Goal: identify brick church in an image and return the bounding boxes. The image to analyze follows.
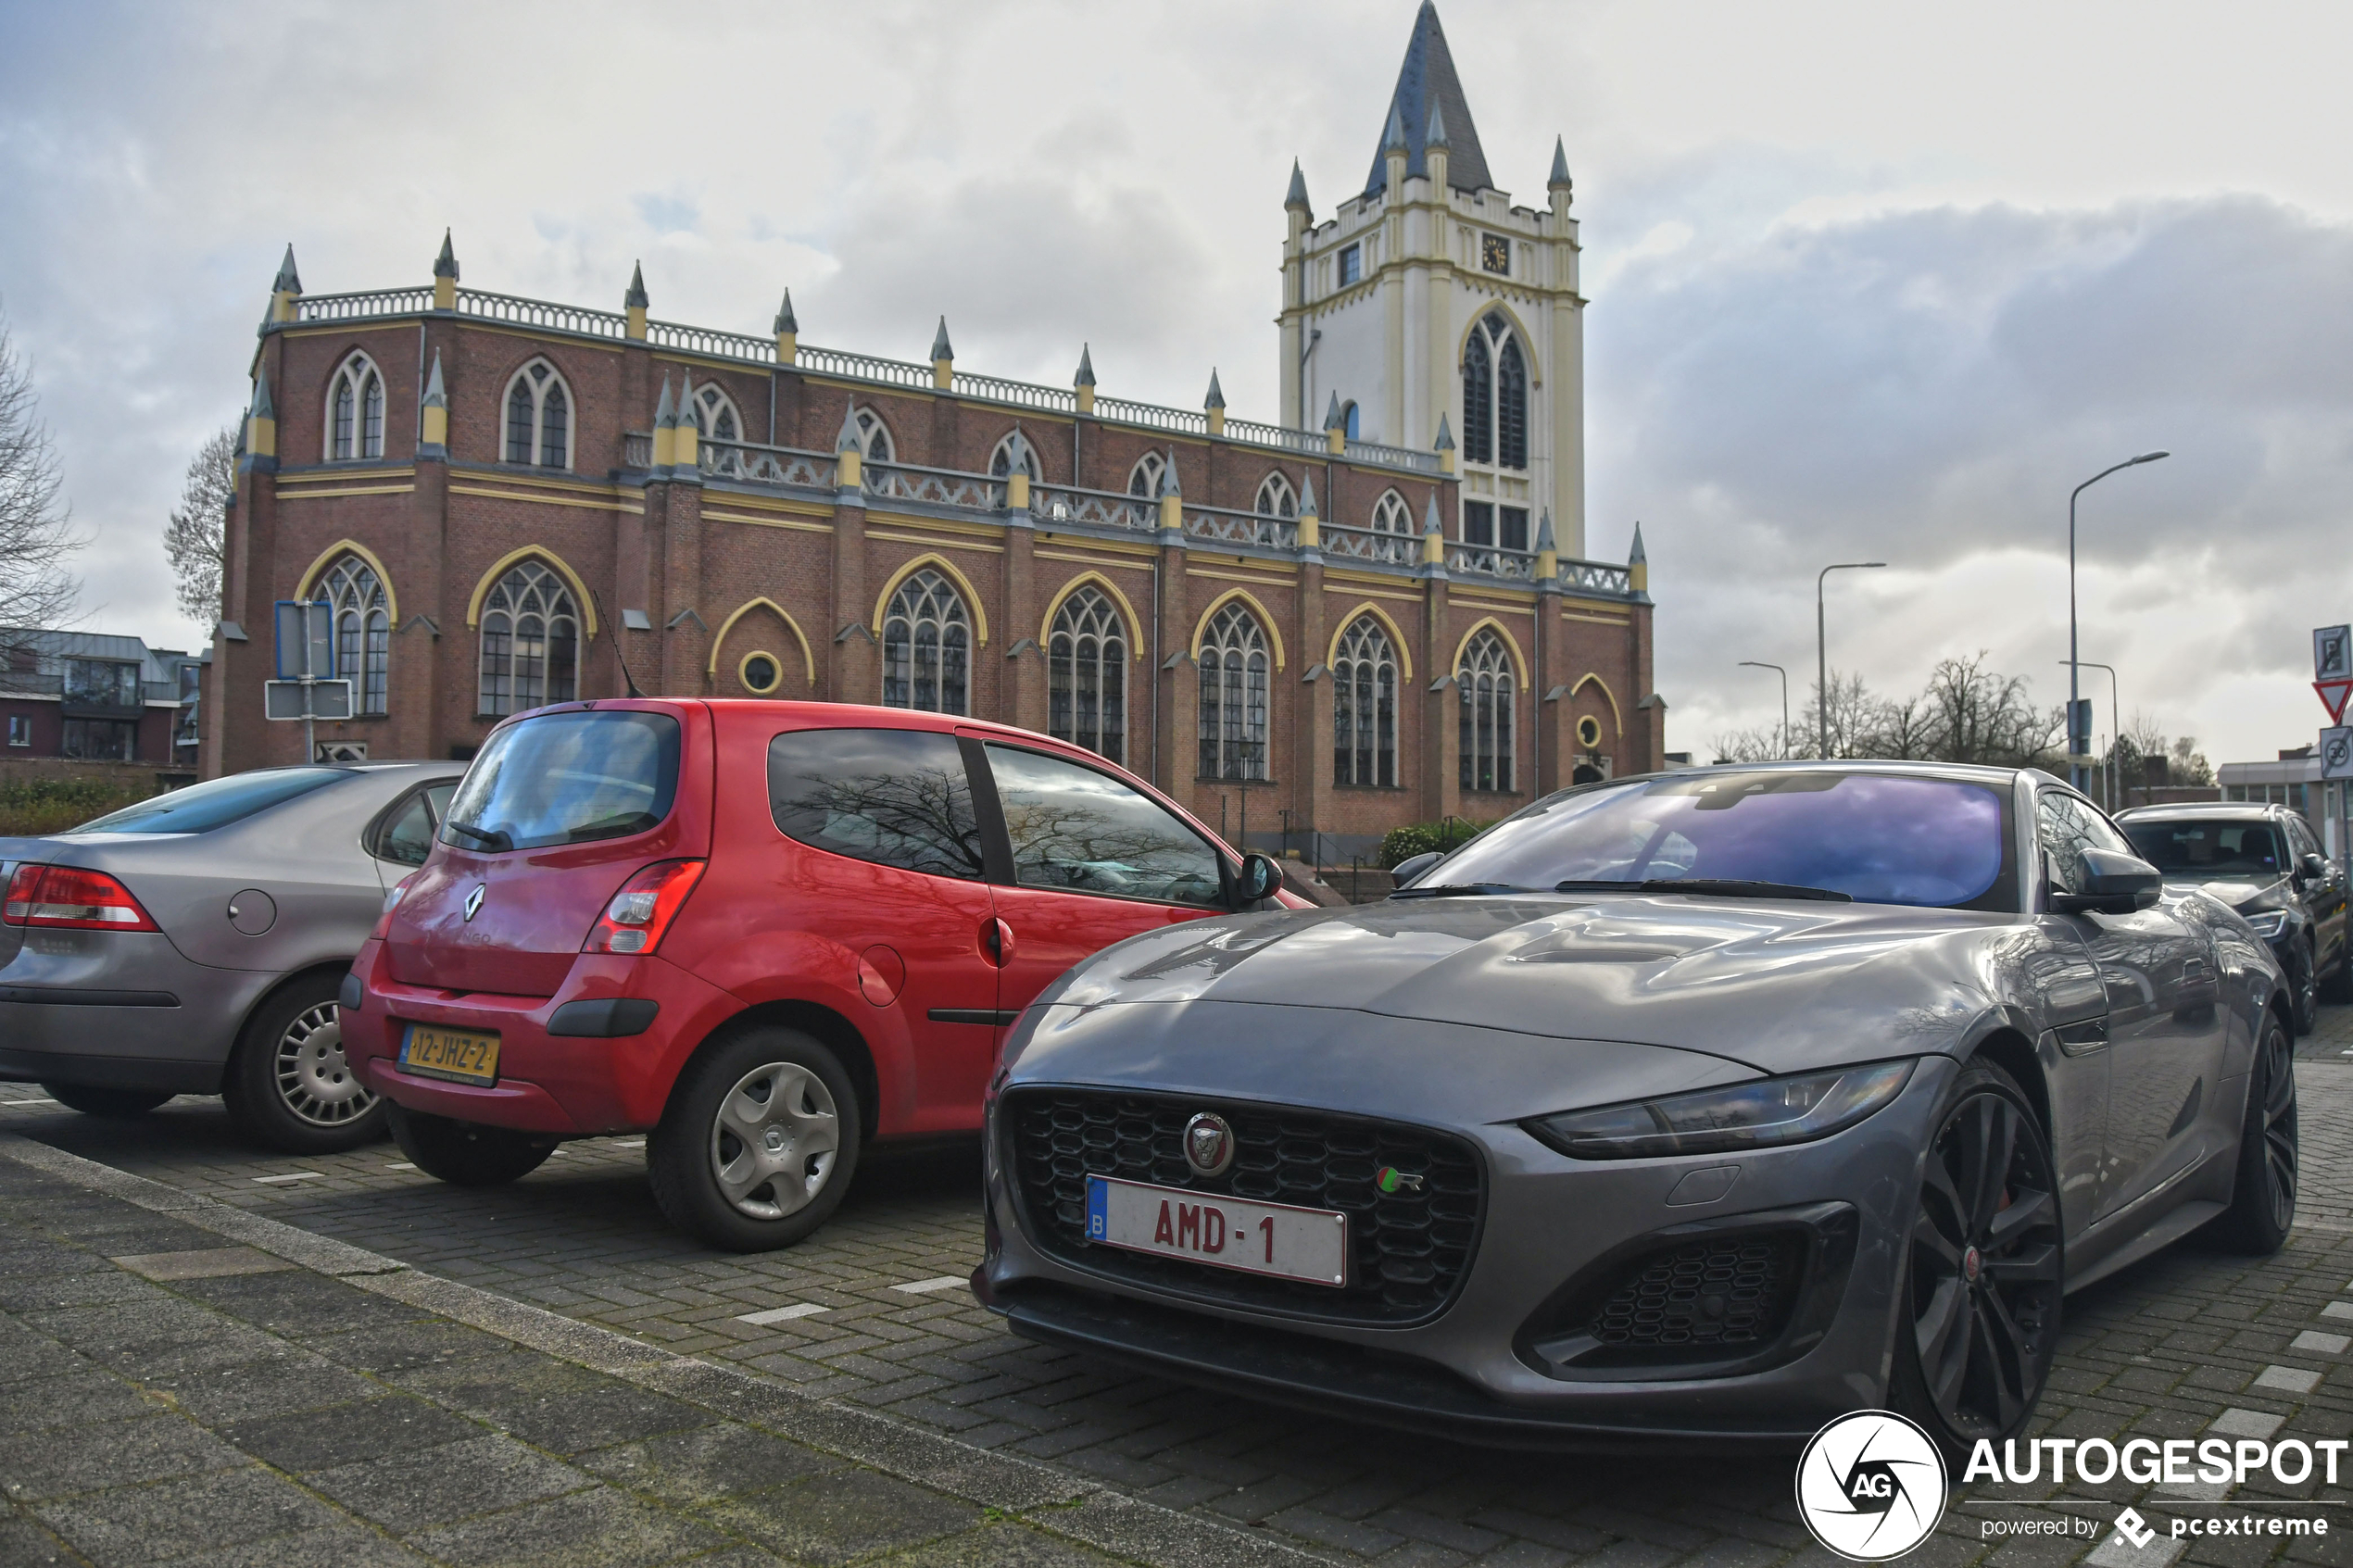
[205,2,1660,856]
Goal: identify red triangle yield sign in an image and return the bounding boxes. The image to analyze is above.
[2319,679,2353,722]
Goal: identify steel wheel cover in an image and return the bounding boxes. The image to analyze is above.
[2259,1024,2298,1233]
[1908,1088,2061,1438]
[275,1003,377,1127]
[709,1062,840,1221]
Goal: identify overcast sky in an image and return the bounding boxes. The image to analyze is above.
[4,0,2350,766]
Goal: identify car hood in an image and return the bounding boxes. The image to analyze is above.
[1035,894,2020,1077]
[2160,876,2277,910]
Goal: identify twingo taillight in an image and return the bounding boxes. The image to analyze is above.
[4,866,160,932]
[370,873,417,941]
[584,859,706,956]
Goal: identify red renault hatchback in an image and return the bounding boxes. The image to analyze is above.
[342,699,1299,1251]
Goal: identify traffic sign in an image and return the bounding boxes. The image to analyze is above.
[266,678,352,721]
[273,600,334,681]
[2319,626,2351,680]
[2324,726,2353,782]
[2319,680,2353,723]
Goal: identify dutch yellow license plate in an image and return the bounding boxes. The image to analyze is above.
[399,1023,500,1086]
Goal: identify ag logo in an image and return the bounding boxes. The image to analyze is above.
[1794,1410,1948,1562]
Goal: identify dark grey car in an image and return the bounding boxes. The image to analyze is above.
[975,763,2296,1458]
[0,762,465,1150]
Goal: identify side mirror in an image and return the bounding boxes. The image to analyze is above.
[1230,852,1283,908]
[2300,853,2328,884]
[1389,850,1443,887]
[2053,847,2163,916]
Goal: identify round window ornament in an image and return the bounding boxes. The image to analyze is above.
[1576,714,1603,748]
[738,650,782,696]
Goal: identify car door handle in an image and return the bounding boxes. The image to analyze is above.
[979,917,1014,968]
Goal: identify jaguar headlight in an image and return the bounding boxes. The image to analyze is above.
[2240,909,2289,939]
[1524,1060,1916,1160]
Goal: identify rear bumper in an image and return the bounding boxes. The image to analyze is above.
[344,940,741,1135]
[0,931,271,1094]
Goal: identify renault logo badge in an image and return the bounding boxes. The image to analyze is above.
[463,884,486,922]
[1183,1112,1235,1178]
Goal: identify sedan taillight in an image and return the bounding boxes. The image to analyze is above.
[584,860,706,955]
[2,866,160,932]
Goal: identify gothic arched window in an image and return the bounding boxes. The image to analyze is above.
[1461,313,1529,473]
[1371,491,1414,535]
[1333,615,1398,788]
[851,408,893,462]
[321,556,390,716]
[503,359,572,470]
[988,432,1040,482]
[326,353,384,461]
[690,383,740,444]
[1048,585,1126,764]
[1198,603,1269,782]
[1253,473,1296,520]
[1457,629,1516,794]
[1126,451,1166,498]
[478,560,579,716]
[881,568,969,715]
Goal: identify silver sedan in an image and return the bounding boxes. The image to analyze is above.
[0,761,464,1151]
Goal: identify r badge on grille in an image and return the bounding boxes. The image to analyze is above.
[463,884,486,922]
[1183,1112,1235,1178]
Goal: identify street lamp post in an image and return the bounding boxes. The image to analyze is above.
[1738,661,1790,758]
[1817,562,1887,759]
[2060,659,2121,809]
[2070,453,2168,791]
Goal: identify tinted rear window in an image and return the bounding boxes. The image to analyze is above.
[74,768,346,834]
[2123,819,2284,879]
[442,711,680,851]
[768,728,984,879]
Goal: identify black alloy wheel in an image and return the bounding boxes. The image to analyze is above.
[2206,1012,2296,1254]
[2291,943,2320,1036]
[1895,1060,2061,1455]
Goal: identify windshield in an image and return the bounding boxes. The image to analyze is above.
[442,710,680,851]
[1423,771,2014,909]
[2122,818,2283,880]
[73,768,346,834]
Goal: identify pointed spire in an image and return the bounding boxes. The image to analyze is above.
[1074,344,1096,387]
[677,370,694,411]
[1203,370,1226,410]
[1535,507,1556,553]
[774,288,797,333]
[836,399,862,454]
[1425,100,1449,150]
[931,316,953,361]
[1433,413,1454,451]
[1284,158,1311,211]
[1323,391,1345,432]
[1629,522,1647,565]
[248,366,274,420]
[624,261,648,309]
[1423,494,1443,535]
[1549,134,1572,190]
[1159,447,1181,498]
[422,351,447,408]
[1298,470,1318,516]
[1363,2,1491,196]
[1006,423,1030,468]
[653,375,675,430]
[272,245,300,295]
[1382,103,1408,155]
[433,230,459,280]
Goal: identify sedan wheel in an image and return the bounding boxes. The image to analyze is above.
[649,1024,862,1252]
[274,1001,376,1128]
[223,973,389,1154]
[1894,1060,2061,1456]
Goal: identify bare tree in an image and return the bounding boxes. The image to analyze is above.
[1919,653,2063,767]
[0,307,82,648]
[1799,671,1882,759]
[163,423,237,628]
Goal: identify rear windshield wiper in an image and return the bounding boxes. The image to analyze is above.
[1630,878,1852,902]
[444,821,512,852]
[564,813,654,842]
[1388,882,1532,899]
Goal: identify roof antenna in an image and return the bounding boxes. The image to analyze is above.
[585,586,645,698]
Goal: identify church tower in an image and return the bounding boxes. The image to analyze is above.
[1278,1,1587,559]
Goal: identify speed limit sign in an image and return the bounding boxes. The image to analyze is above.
[2324,727,2353,781]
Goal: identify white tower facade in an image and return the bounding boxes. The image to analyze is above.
[1278,2,1587,559]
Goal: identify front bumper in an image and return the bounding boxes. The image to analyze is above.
[0,929,274,1094]
[978,1020,1951,1449]
[342,939,742,1135]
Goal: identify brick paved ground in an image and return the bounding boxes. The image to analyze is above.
[10,1006,2353,1565]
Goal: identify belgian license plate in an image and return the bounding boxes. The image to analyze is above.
[399,1023,500,1086]
[1085,1175,1347,1287]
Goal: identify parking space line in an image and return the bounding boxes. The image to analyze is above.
[2092,1535,2186,1568]
[736,1303,829,1325]
[2209,1408,2284,1439]
[252,1173,325,1185]
[384,1162,417,1172]
[2,1098,56,1106]
[2256,1365,2322,1393]
[890,1275,970,1295]
[2321,1300,2353,1321]
[2290,1329,2348,1354]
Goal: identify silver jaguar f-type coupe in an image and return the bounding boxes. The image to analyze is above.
[974,763,2296,1457]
